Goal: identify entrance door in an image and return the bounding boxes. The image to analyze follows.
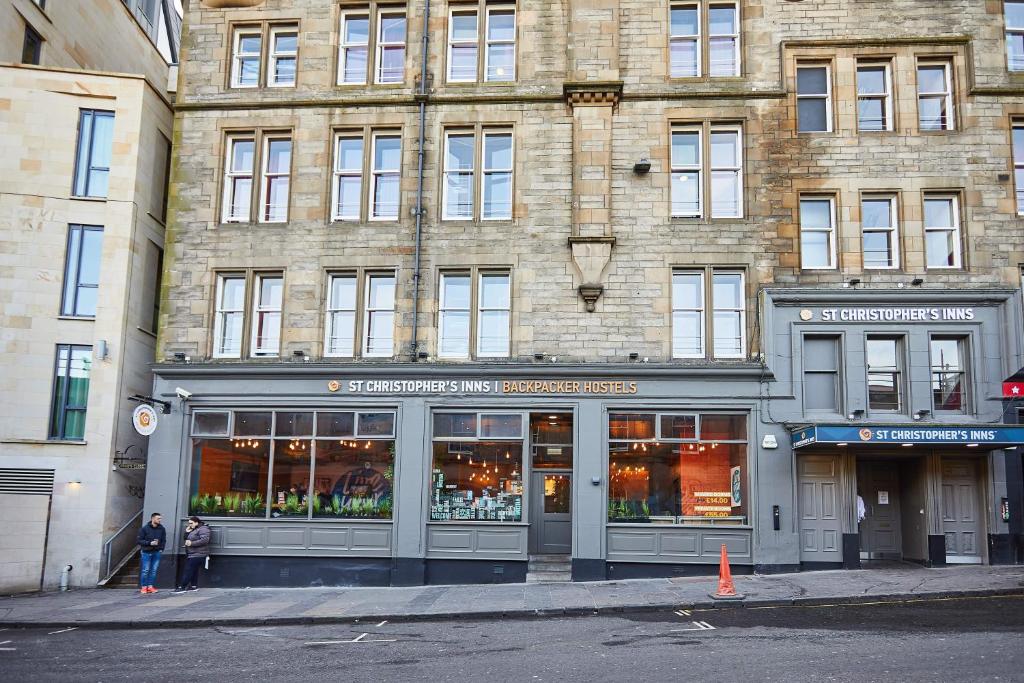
[530,472,572,554]
[858,461,902,559]
[797,455,843,564]
[942,459,983,564]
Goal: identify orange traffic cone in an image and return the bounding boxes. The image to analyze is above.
[710,544,744,600]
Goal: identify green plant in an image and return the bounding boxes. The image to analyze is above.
[384,463,394,482]
[284,493,302,515]
[330,495,342,516]
[310,493,322,515]
[224,493,241,514]
[240,493,263,515]
[640,500,651,518]
[190,493,201,515]
[376,496,393,518]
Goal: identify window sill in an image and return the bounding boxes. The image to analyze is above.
[606,522,751,529]
[136,326,158,339]
[69,196,107,202]
[145,211,167,227]
[427,520,528,526]
[57,315,95,321]
[195,516,394,523]
[1,438,87,446]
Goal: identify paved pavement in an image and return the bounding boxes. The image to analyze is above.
[1,595,1022,681]
[0,563,1021,629]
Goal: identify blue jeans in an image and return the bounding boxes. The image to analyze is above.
[139,550,161,588]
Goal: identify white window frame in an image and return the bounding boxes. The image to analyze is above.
[375,9,406,84]
[707,2,740,77]
[711,270,745,359]
[484,6,516,82]
[923,194,962,270]
[670,126,702,217]
[709,125,743,218]
[438,272,472,359]
[481,130,513,220]
[222,135,255,223]
[338,10,370,85]
[331,133,364,221]
[671,270,705,359]
[1007,1,1024,71]
[363,273,396,358]
[796,63,832,133]
[669,3,701,78]
[917,61,954,132]
[370,132,401,220]
[213,274,245,359]
[250,274,282,357]
[799,195,838,270]
[231,28,262,88]
[442,130,476,220]
[861,195,900,270]
[259,135,291,224]
[447,7,479,83]
[268,25,298,88]
[324,273,357,357]
[1015,123,1024,216]
[856,61,894,132]
[476,271,511,358]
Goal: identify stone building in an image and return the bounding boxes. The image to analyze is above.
[0,0,180,591]
[147,0,1024,588]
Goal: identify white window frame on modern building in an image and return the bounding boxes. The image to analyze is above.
[222,134,256,223]
[861,194,899,270]
[213,274,246,359]
[484,6,516,82]
[917,61,954,131]
[250,274,283,358]
[799,195,837,270]
[923,194,962,269]
[259,135,292,223]
[671,126,702,217]
[709,125,743,218]
[268,25,298,87]
[438,272,472,359]
[669,3,700,78]
[1007,1,1024,71]
[331,132,365,221]
[796,63,832,133]
[370,132,401,220]
[481,130,513,220]
[1013,122,1024,215]
[324,273,358,357]
[707,2,740,77]
[447,7,479,82]
[231,27,262,88]
[338,9,370,84]
[72,109,115,199]
[375,9,406,84]
[363,273,396,358]
[856,61,894,132]
[476,271,511,357]
[442,130,477,219]
[671,270,705,358]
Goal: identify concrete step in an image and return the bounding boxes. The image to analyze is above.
[526,570,573,583]
[528,560,571,572]
[529,554,570,562]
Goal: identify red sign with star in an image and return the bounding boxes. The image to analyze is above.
[1004,382,1024,398]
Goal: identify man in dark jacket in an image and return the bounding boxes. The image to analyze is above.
[173,516,211,592]
[136,513,166,594]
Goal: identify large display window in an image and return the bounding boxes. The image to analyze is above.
[607,412,748,526]
[189,409,395,519]
[431,412,524,522]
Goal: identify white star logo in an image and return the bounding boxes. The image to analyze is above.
[1014,385,1021,395]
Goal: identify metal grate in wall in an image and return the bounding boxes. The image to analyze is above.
[0,468,56,495]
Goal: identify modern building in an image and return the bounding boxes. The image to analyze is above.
[146,0,1024,588]
[0,0,180,592]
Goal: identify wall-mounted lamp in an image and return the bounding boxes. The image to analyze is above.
[847,409,865,420]
[911,278,924,286]
[843,278,861,289]
[533,352,545,361]
[68,478,82,486]
[628,352,640,361]
[417,351,429,360]
[95,340,109,361]
[633,158,651,175]
[913,409,931,421]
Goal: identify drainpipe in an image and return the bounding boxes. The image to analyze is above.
[410,0,431,361]
[59,564,73,592]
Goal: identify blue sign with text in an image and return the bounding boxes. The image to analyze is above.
[791,425,1024,448]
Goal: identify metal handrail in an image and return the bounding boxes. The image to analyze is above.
[100,510,143,582]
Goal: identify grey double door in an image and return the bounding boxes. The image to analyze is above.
[529,471,572,555]
[858,461,902,559]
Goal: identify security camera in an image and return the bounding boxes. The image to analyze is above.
[175,387,193,400]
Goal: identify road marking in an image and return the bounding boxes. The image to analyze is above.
[670,620,716,632]
[304,632,398,646]
[376,620,388,627]
[674,609,691,617]
[0,641,10,645]
[48,627,78,635]
[0,648,16,652]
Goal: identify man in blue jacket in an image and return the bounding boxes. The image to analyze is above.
[136,512,166,594]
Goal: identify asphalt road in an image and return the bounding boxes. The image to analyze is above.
[0,595,1021,682]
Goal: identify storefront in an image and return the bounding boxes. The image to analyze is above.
[143,366,793,587]
[764,288,1024,569]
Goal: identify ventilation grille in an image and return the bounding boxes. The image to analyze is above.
[0,468,56,495]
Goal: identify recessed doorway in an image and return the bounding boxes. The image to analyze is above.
[528,413,573,555]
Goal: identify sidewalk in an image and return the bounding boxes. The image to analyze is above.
[1,564,1022,630]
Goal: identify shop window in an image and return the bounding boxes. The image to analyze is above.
[431,412,524,522]
[866,336,903,413]
[1007,1,1024,71]
[803,335,841,413]
[531,413,573,469]
[447,3,516,83]
[669,2,740,78]
[607,412,747,526]
[60,225,103,318]
[917,61,953,131]
[796,64,831,133]
[188,410,395,519]
[49,344,92,441]
[931,337,968,413]
[799,196,836,270]
[73,110,115,198]
[861,195,899,269]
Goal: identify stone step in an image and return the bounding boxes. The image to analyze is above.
[529,554,570,562]
[528,560,571,572]
[525,570,572,583]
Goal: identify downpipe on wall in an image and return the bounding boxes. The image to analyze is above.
[59,564,72,592]
[410,0,431,361]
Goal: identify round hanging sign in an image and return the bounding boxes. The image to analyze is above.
[132,404,158,436]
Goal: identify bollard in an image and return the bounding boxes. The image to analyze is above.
[59,564,73,592]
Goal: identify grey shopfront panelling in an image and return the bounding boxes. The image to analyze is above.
[205,521,393,556]
[606,526,753,564]
[425,523,527,558]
